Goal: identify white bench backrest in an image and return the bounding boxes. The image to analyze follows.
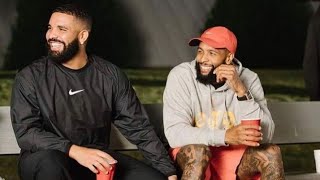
[269,101,320,144]
[0,106,20,154]
[0,106,137,155]
[2,102,320,155]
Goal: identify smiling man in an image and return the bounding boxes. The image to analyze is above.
[163,26,285,180]
[10,3,177,180]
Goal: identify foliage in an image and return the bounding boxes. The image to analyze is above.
[0,79,13,106]
[205,0,313,68]
[0,69,308,106]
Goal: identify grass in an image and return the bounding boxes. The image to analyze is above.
[0,68,313,179]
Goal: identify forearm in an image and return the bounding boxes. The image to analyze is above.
[116,120,176,176]
[164,121,226,148]
[13,123,72,153]
[238,98,274,142]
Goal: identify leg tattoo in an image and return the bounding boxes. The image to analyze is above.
[176,144,211,180]
[237,144,285,180]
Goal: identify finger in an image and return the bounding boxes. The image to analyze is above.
[215,72,228,82]
[216,69,235,80]
[96,157,112,171]
[245,135,262,142]
[88,164,98,174]
[96,151,117,164]
[93,161,108,174]
[97,150,117,162]
[242,124,261,131]
[243,140,260,147]
[244,129,262,137]
[217,64,236,71]
[240,136,260,146]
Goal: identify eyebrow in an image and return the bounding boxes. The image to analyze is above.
[198,46,226,54]
[57,25,68,30]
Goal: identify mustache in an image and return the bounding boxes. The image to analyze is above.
[198,62,215,69]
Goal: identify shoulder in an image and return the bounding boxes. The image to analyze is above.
[90,55,128,81]
[15,57,48,80]
[91,55,122,73]
[239,67,260,86]
[168,61,195,79]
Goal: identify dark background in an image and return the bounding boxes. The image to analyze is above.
[1,0,315,70]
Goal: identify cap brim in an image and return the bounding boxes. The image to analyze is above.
[189,37,229,50]
[188,38,201,46]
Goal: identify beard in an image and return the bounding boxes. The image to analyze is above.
[47,37,79,64]
[195,61,225,86]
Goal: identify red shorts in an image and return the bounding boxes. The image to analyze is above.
[170,145,260,180]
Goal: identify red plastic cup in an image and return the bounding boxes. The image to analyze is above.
[241,118,261,145]
[96,162,117,180]
[241,118,261,126]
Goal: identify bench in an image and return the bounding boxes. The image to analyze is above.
[1,102,320,179]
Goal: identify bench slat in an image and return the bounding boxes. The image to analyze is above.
[286,173,320,180]
[3,102,320,154]
[269,101,320,144]
[0,106,20,154]
[2,102,320,179]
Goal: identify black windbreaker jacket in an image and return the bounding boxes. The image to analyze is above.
[10,55,176,176]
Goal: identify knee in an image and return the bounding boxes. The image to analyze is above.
[177,144,212,164]
[258,144,283,168]
[263,144,282,158]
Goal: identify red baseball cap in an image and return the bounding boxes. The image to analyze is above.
[189,26,237,54]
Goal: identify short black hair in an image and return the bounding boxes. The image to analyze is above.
[52,3,92,30]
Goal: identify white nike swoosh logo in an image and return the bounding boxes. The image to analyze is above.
[69,89,85,95]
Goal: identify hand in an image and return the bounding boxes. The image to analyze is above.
[69,145,117,174]
[214,64,247,96]
[225,124,263,146]
[168,175,178,180]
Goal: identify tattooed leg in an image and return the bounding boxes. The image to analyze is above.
[176,144,212,180]
[237,144,285,180]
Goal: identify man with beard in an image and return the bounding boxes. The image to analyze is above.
[163,26,285,180]
[10,3,177,180]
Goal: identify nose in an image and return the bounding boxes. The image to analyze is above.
[46,28,57,41]
[198,53,209,63]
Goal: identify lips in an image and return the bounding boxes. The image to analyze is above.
[199,64,213,75]
[48,39,65,52]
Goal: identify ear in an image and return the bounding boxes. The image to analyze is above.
[78,30,89,45]
[225,53,235,65]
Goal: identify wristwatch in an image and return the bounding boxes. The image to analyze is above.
[237,91,253,101]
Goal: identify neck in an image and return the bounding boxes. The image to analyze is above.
[62,50,88,70]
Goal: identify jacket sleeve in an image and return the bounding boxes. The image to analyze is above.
[237,72,274,143]
[111,69,176,177]
[163,69,227,148]
[11,71,72,154]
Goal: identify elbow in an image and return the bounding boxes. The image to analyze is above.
[164,128,183,148]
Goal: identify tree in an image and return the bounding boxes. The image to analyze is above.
[205,0,313,68]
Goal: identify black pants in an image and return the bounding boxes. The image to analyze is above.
[18,149,167,180]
